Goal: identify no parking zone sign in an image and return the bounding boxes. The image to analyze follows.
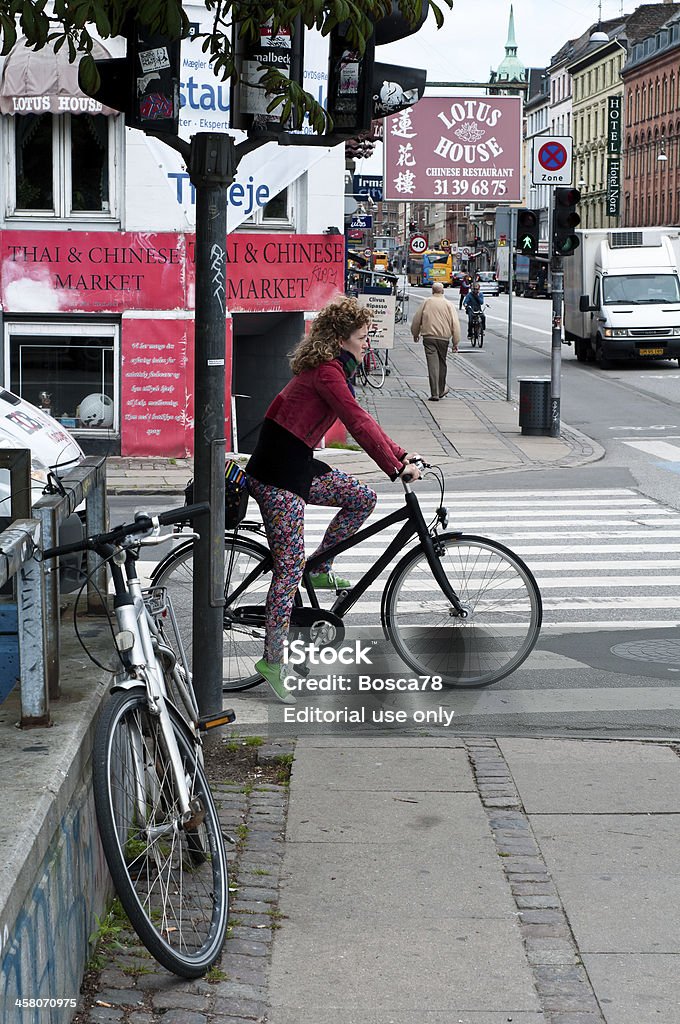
[532,136,573,185]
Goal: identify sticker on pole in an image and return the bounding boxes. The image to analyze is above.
[532,136,572,185]
[409,233,428,254]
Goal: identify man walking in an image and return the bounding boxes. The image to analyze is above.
[411,282,460,402]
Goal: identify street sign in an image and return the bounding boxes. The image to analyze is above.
[532,136,573,185]
[440,239,451,251]
[409,233,428,254]
[353,174,383,201]
[383,96,522,202]
[350,214,373,229]
[363,247,372,257]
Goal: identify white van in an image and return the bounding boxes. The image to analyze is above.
[0,387,84,515]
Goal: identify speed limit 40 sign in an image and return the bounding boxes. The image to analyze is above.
[409,233,428,254]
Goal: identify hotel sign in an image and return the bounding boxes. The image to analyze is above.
[606,158,621,217]
[608,96,622,155]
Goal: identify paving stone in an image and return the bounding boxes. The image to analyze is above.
[153,1012,208,1024]
[516,895,561,909]
[496,839,540,855]
[482,797,521,807]
[212,995,268,1019]
[95,990,146,1008]
[546,1014,605,1024]
[128,1014,156,1024]
[231,900,275,915]
[97,969,133,988]
[505,871,553,883]
[215,954,269,985]
[234,886,279,902]
[521,923,572,939]
[230,925,273,943]
[520,910,567,925]
[224,937,269,957]
[152,990,210,1010]
[87,1009,125,1024]
[511,883,558,897]
[501,857,550,873]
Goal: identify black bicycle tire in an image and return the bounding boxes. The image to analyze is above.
[92,688,229,977]
[364,349,386,389]
[152,533,299,692]
[381,533,542,688]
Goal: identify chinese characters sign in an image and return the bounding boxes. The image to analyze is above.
[383,96,522,203]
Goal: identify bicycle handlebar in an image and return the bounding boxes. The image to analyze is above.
[400,458,430,485]
[41,502,210,560]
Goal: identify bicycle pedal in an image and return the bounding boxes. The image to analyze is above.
[197,709,236,732]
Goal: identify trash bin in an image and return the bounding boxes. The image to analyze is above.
[518,377,551,436]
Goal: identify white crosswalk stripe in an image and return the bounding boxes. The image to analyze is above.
[139,487,680,726]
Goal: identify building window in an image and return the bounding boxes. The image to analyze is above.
[243,186,292,228]
[5,113,119,220]
[3,321,119,435]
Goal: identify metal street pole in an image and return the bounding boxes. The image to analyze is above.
[188,133,236,717]
[550,253,563,438]
[548,186,562,438]
[506,207,516,402]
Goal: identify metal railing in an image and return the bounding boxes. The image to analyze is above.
[0,455,107,727]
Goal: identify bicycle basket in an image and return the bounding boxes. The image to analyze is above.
[184,458,249,528]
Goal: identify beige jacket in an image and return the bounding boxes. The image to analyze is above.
[411,295,461,346]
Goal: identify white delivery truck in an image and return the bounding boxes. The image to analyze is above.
[564,228,680,368]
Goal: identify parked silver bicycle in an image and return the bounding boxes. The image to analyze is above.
[41,503,234,978]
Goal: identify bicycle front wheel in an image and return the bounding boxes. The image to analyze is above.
[382,534,542,688]
[93,689,229,977]
[152,535,272,692]
[364,349,386,389]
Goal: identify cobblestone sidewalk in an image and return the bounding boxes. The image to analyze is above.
[73,768,289,1024]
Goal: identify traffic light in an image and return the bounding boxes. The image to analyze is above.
[552,187,581,256]
[326,1,428,136]
[516,209,539,256]
[78,21,180,134]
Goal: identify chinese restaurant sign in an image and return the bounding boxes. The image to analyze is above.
[383,96,522,203]
[0,232,345,313]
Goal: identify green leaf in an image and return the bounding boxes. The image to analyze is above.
[77,52,100,95]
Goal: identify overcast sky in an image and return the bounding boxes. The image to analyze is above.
[353,0,637,176]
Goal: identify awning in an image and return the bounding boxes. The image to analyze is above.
[0,39,119,116]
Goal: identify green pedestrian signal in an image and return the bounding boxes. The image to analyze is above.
[516,209,539,256]
[552,187,581,257]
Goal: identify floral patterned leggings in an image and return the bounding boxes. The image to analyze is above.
[246,470,377,662]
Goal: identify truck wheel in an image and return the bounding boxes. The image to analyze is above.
[595,340,612,370]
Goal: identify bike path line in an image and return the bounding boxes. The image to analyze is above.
[485,314,551,336]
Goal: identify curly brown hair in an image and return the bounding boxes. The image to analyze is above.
[289,296,372,374]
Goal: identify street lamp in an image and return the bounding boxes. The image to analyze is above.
[658,138,668,163]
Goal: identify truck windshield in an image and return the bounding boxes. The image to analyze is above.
[603,274,680,305]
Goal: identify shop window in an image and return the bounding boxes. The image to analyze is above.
[4,322,119,434]
[5,113,120,220]
[243,186,292,228]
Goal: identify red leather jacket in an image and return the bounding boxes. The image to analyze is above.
[265,359,407,478]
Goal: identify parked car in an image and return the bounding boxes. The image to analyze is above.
[0,388,85,590]
[475,271,499,297]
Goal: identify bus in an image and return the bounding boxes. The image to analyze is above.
[373,250,390,272]
[422,250,454,287]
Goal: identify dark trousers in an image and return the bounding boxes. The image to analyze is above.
[422,336,449,398]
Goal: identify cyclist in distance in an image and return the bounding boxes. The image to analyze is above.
[463,280,486,339]
[245,296,421,703]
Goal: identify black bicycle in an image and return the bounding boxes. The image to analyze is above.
[152,462,542,690]
[469,310,485,347]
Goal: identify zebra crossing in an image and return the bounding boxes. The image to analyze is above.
[292,486,680,633]
[144,486,680,731]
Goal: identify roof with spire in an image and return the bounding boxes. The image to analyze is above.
[494,4,526,83]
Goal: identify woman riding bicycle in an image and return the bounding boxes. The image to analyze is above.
[245,296,421,703]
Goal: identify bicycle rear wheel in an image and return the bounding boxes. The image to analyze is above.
[364,349,386,389]
[382,533,542,688]
[152,535,272,692]
[93,689,229,977]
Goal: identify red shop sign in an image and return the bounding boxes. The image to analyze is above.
[0,231,186,312]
